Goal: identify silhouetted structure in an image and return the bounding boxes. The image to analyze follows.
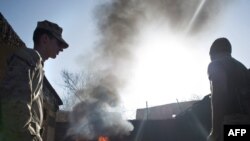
[55,95,211,141]
[136,100,197,120]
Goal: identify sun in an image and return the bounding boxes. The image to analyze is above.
[122,23,210,113]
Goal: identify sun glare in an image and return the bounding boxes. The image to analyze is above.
[123,23,210,112]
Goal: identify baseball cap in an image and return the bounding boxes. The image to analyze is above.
[36,20,69,48]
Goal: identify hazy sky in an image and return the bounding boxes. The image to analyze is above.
[1,0,250,119]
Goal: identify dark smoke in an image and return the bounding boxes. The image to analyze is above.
[67,86,133,140]
[70,0,233,139]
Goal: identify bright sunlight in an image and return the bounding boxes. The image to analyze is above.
[122,22,210,112]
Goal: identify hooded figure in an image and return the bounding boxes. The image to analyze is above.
[207,38,249,141]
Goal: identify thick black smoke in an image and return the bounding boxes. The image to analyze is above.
[69,0,232,139]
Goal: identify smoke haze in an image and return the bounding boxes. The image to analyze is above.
[69,0,233,139]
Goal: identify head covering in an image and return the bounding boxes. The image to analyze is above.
[36,20,69,48]
[209,37,231,55]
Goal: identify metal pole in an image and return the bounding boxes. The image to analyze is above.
[176,99,183,113]
[146,101,149,120]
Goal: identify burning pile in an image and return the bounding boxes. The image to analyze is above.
[98,136,109,141]
[67,85,134,140]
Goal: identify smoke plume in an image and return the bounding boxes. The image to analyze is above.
[69,0,232,139]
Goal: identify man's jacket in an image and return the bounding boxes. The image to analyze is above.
[0,47,44,141]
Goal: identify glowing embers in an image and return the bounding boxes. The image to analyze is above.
[98,136,109,141]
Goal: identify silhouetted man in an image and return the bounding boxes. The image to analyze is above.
[207,37,249,141]
[0,20,69,141]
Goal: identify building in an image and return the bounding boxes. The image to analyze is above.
[55,95,211,141]
[42,77,63,141]
[136,100,198,120]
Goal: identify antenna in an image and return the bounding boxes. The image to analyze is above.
[146,101,149,120]
[176,99,183,113]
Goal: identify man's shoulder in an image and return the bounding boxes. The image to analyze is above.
[10,48,42,67]
[208,58,248,78]
[231,57,247,69]
[208,57,244,70]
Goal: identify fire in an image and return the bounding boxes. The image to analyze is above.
[98,136,109,141]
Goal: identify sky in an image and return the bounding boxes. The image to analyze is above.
[1,0,250,119]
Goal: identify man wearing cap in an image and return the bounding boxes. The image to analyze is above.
[0,20,68,141]
[207,38,249,141]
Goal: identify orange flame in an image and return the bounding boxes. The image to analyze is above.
[98,136,109,141]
